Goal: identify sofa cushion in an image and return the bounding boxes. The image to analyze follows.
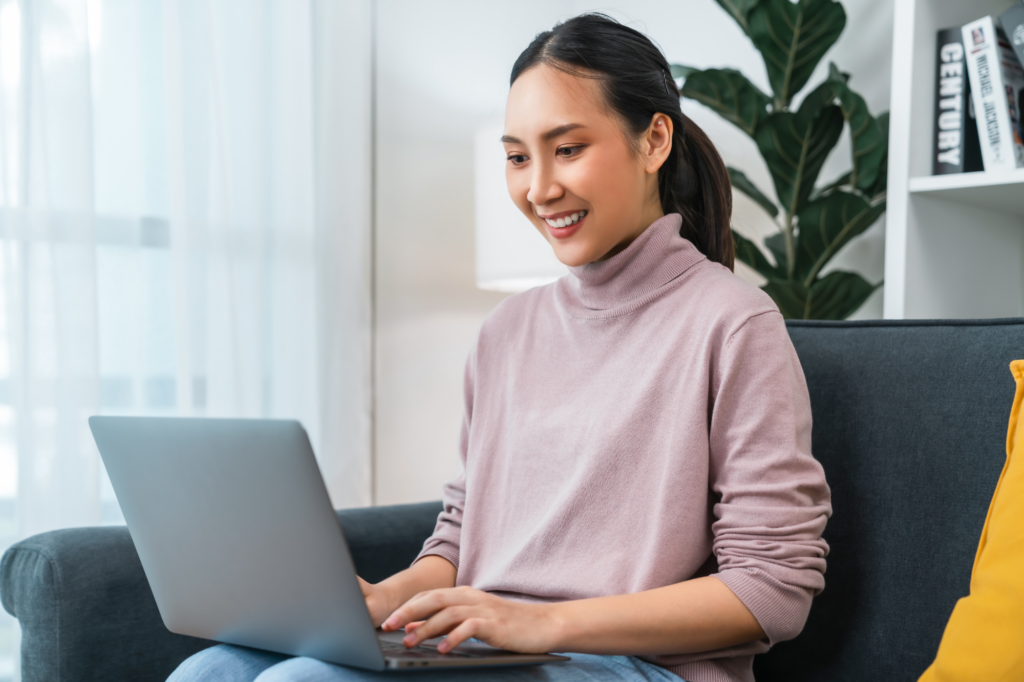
[754,319,1022,682]
[917,359,1024,681]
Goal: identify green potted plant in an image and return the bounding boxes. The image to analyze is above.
[673,0,887,320]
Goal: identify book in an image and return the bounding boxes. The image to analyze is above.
[1001,2,1024,70]
[962,16,1024,171]
[933,27,984,174]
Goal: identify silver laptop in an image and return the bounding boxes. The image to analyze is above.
[89,416,568,670]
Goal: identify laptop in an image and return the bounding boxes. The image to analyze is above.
[88,416,568,670]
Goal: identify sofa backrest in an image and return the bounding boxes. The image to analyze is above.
[754,319,1023,682]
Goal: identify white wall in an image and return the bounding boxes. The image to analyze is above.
[373,0,894,505]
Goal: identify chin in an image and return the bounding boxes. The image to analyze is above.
[550,242,601,267]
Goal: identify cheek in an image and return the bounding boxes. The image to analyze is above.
[505,168,533,215]
[564,147,637,205]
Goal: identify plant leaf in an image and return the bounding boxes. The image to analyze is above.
[807,271,878,319]
[762,271,878,319]
[762,278,809,319]
[748,0,846,108]
[764,232,788,270]
[714,0,762,35]
[678,68,772,137]
[794,190,886,284]
[795,68,887,194]
[728,167,779,218]
[755,104,844,217]
[809,171,851,201]
[828,62,850,83]
[733,229,779,278]
[798,78,839,116]
[823,68,886,193]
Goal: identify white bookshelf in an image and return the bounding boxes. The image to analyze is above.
[886,0,1024,319]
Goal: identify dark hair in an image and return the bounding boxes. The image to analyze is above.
[510,14,734,270]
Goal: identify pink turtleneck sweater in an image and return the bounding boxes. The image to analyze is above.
[415,214,831,682]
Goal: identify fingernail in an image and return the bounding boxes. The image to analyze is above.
[403,635,415,647]
[438,641,449,653]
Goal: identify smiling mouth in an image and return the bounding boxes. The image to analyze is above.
[542,210,588,228]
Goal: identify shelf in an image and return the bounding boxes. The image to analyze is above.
[907,169,1024,219]
[887,0,1024,319]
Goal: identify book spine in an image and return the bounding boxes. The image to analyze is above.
[963,17,1022,170]
[933,27,970,174]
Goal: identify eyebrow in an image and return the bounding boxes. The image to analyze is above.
[500,123,586,145]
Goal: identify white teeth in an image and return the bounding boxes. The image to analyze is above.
[544,210,587,228]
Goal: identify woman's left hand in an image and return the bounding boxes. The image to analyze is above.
[380,585,562,654]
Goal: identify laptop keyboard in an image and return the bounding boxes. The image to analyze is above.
[379,638,484,659]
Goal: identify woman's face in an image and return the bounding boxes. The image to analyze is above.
[502,64,672,266]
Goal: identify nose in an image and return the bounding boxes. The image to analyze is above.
[526,161,564,208]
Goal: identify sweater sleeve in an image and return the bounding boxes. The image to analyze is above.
[412,346,476,571]
[708,310,832,645]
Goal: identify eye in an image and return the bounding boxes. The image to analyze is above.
[507,153,528,166]
[556,145,585,158]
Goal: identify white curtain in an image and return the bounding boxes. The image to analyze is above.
[0,1,373,678]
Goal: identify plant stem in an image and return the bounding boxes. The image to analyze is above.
[783,211,796,280]
[778,5,804,110]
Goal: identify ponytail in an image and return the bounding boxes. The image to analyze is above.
[664,114,735,270]
[511,13,735,270]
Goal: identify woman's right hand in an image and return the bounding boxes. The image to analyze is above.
[357,557,458,631]
[358,577,396,628]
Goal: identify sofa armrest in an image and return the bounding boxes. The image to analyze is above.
[0,500,443,682]
[0,526,212,682]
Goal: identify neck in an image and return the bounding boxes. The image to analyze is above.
[563,213,704,313]
[594,201,665,263]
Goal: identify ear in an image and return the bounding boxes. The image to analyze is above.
[643,113,673,174]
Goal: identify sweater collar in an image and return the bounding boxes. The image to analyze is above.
[563,213,706,312]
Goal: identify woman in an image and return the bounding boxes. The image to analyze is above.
[170,13,830,682]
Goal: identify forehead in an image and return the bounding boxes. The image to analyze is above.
[504,64,611,137]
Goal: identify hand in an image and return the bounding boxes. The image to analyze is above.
[358,576,396,628]
[380,585,562,654]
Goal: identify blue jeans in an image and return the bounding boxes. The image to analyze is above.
[167,644,686,681]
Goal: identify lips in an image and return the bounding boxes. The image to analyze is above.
[539,210,588,240]
[541,210,587,229]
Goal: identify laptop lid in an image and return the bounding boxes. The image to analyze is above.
[89,416,386,670]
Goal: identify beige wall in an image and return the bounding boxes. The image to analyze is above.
[373,0,894,505]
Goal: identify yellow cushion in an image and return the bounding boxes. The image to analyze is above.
[918,360,1024,682]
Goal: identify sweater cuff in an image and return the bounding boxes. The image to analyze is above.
[413,542,460,571]
[714,568,814,645]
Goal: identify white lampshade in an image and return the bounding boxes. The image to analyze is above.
[474,123,568,292]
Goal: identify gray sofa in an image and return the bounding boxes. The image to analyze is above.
[2,319,1021,681]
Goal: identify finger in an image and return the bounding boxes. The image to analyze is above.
[403,607,472,647]
[437,618,487,653]
[384,588,475,632]
[383,592,443,631]
[403,620,426,632]
[381,592,434,632]
[380,590,428,628]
